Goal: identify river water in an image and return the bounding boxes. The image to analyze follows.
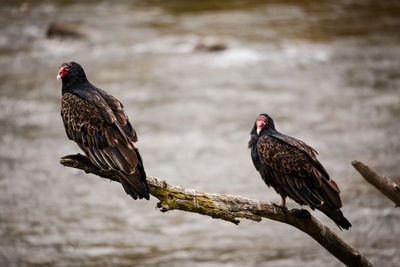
[0,1,399,266]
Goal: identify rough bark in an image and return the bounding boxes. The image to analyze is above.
[352,160,400,207]
[60,154,372,267]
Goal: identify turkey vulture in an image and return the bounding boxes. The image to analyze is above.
[57,61,149,200]
[248,113,351,229]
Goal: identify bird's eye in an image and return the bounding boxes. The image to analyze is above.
[64,66,70,72]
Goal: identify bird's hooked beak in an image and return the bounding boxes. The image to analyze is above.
[256,116,267,135]
[57,65,69,81]
[256,126,262,135]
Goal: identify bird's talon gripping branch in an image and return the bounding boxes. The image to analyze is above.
[272,196,287,209]
[272,203,287,211]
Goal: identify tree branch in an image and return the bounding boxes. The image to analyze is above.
[60,154,372,267]
[352,160,400,207]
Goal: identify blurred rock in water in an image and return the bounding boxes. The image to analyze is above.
[194,37,227,52]
[46,22,85,39]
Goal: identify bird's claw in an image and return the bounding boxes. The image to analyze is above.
[272,202,288,211]
[272,196,287,210]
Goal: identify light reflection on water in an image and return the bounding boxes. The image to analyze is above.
[0,1,399,266]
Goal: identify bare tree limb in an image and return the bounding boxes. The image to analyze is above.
[352,160,400,207]
[60,154,372,267]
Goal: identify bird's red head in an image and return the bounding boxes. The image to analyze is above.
[256,115,268,135]
[56,63,72,80]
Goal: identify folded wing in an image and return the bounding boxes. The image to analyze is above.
[61,92,149,199]
[257,135,342,210]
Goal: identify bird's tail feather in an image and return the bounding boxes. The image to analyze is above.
[119,170,149,200]
[318,204,352,230]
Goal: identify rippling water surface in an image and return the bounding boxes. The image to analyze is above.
[0,1,399,266]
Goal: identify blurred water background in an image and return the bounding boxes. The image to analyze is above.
[0,0,399,266]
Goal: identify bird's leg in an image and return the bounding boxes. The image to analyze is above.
[273,196,286,208]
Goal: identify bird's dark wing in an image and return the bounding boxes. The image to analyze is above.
[270,133,332,182]
[61,92,141,173]
[61,92,149,199]
[257,135,342,210]
[70,88,118,125]
[249,134,261,171]
[96,88,138,143]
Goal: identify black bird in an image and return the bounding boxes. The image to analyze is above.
[57,62,149,200]
[248,113,351,229]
